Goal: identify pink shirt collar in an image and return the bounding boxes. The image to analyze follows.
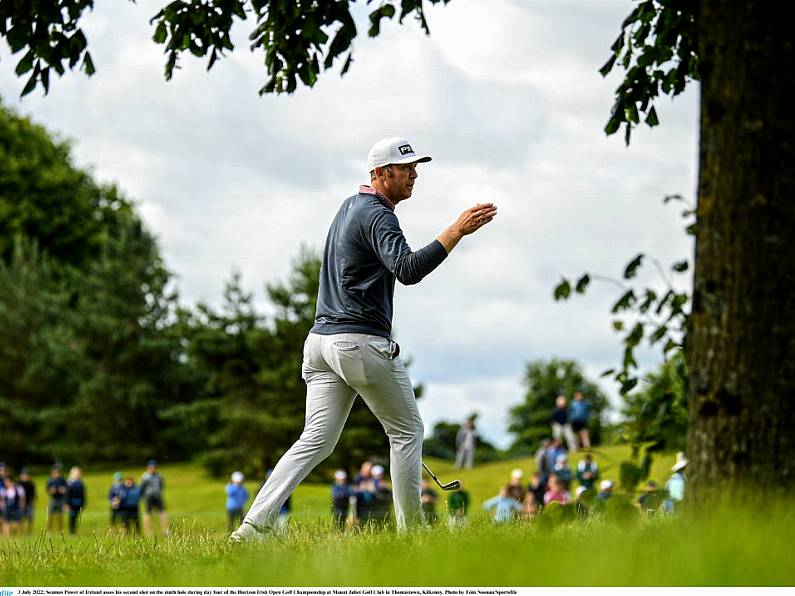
[359,185,395,211]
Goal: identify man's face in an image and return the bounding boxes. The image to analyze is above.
[380,162,419,203]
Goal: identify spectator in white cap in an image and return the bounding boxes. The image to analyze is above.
[598,479,614,501]
[664,452,689,513]
[368,464,393,525]
[225,471,249,532]
[231,137,497,542]
[331,469,353,531]
[507,468,526,503]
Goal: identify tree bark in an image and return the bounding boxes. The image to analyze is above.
[687,1,795,503]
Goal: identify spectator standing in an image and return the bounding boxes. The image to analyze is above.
[368,465,393,525]
[66,467,86,534]
[18,468,35,534]
[483,486,522,524]
[0,462,7,483]
[226,471,249,532]
[454,417,477,469]
[420,478,439,525]
[544,438,568,479]
[354,461,374,525]
[46,464,68,532]
[2,475,26,536]
[108,472,124,530]
[447,481,470,528]
[507,468,527,503]
[576,453,600,490]
[119,476,141,535]
[569,391,592,450]
[551,454,573,490]
[543,474,571,505]
[598,479,614,501]
[550,395,577,452]
[331,469,354,530]
[664,452,688,513]
[534,439,552,485]
[140,459,169,536]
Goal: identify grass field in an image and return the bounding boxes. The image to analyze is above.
[2,447,793,586]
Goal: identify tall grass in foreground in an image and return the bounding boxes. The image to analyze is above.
[2,504,793,586]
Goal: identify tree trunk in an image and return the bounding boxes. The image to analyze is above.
[687,1,795,503]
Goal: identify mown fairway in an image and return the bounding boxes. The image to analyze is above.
[2,448,793,586]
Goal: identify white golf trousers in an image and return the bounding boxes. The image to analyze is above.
[243,332,424,531]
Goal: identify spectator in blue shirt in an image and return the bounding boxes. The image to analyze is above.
[664,452,688,513]
[108,472,124,529]
[331,469,354,530]
[483,486,522,524]
[119,476,142,535]
[46,464,68,533]
[66,466,86,535]
[569,391,592,450]
[226,471,249,532]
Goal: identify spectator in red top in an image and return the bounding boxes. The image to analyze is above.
[543,474,571,505]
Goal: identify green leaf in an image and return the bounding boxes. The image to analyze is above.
[575,274,590,294]
[15,50,35,76]
[605,115,622,136]
[611,289,636,313]
[153,21,168,44]
[553,279,571,301]
[601,368,616,378]
[20,71,39,97]
[623,253,644,279]
[612,320,624,332]
[626,322,644,346]
[645,105,659,126]
[82,53,95,76]
[672,260,688,273]
[599,54,617,77]
[340,51,353,76]
[620,377,638,394]
[649,324,668,344]
[368,4,396,37]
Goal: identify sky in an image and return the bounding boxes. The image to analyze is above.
[0,0,699,449]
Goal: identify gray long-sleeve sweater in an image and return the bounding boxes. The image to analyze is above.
[310,186,448,338]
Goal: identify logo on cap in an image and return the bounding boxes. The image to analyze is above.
[398,144,414,156]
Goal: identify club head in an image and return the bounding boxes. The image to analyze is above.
[441,480,461,491]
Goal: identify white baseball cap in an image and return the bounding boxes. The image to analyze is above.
[334,469,347,480]
[371,464,385,476]
[231,471,244,483]
[366,137,432,172]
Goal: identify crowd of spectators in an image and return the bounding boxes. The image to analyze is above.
[0,459,170,537]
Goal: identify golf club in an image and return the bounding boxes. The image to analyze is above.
[422,461,461,491]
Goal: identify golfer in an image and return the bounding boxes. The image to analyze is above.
[230,137,497,541]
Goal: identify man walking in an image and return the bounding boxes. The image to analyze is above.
[231,137,496,541]
[140,460,169,536]
[455,416,477,469]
